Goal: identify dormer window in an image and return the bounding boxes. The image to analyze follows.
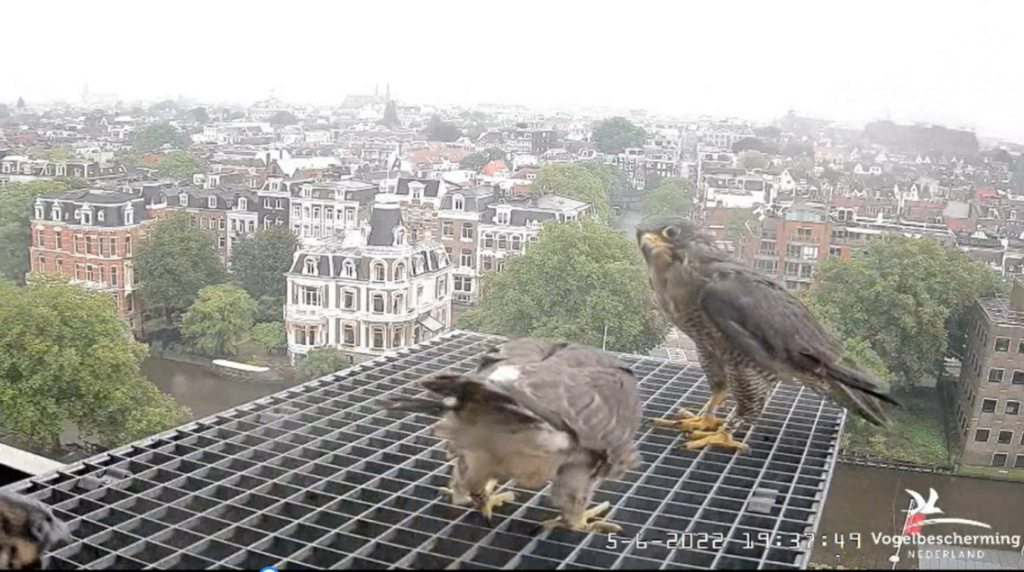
[238,198,247,210]
[409,181,424,200]
[34,202,43,220]
[208,196,217,209]
[52,206,62,221]
[124,206,134,225]
[343,259,356,278]
[496,211,510,225]
[395,229,405,246]
[453,195,464,210]
[97,211,105,223]
[303,257,318,275]
[179,193,189,206]
[301,185,312,198]
[80,209,92,225]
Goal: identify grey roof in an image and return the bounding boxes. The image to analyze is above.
[367,205,403,247]
[394,178,442,198]
[439,186,496,212]
[2,331,844,571]
[35,190,147,227]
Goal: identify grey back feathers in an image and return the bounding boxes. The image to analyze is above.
[0,491,70,570]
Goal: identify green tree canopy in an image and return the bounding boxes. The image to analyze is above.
[578,162,629,204]
[0,180,70,284]
[135,214,228,323]
[151,151,201,181]
[251,322,287,354]
[0,276,189,452]
[189,107,210,124]
[181,284,256,356]
[269,111,299,126]
[740,151,771,171]
[459,152,489,171]
[531,163,611,221]
[425,115,461,142]
[804,235,1004,387]
[732,137,780,155]
[460,220,668,354]
[643,177,694,219]
[133,122,189,153]
[592,117,646,154]
[297,347,351,381]
[230,226,299,302]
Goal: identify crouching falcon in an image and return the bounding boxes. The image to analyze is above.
[0,491,70,569]
[636,217,900,452]
[380,338,640,534]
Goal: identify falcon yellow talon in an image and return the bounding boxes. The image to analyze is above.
[650,414,724,433]
[684,428,748,452]
[472,479,515,520]
[439,487,472,506]
[539,501,622,534]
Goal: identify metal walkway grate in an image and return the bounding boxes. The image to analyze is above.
[3,331,845,570]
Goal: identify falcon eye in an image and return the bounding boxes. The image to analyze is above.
[662,226,681,240]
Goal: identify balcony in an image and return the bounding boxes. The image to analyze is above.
[286,306,326,323]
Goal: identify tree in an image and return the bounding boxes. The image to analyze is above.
[133,123,188,153]
[531,164,611,221]
[189,107,210,124]
[230,226,299,302]
[740,151,771,171]
[251,322,287,355]
[804,235,1003,388]
[135,214,228,324]
[43,148,70,162]
[181,284,256,356]
[15,97,25,110]
[0,181,70,284]
[0,276,189,452]
[379,101,400,128]
[643,177,694,219]
[149,99,178,113]
[151,151,200,181]
[297,347,351,381]
[644,172,663,192]
[255,296,284,324]
[269,111,299,126]
[425,115,461,142]
[482,148,506,162]
[579,162,628,204]
[591,117,646,154]
[460,220,668,354]
[459,152,489,171]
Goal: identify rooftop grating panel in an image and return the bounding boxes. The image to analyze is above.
[3,331,844,570]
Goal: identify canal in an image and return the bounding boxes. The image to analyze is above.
[141,356,295,420]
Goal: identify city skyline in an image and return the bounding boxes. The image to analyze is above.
[5,0,1024,142]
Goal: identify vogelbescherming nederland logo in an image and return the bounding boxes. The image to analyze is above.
[902,488,992,533]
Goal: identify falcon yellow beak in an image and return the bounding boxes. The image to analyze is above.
[639,232,668,249]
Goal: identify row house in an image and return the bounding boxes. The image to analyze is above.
[154,188,260,263]
[507,129,558,155]
[437,186,496,306]
[29,189,149,334]
[703,170,770,209]
[0,156,122,180]
[289,180,378,243]
[284,200,453,365]
[385,177,452,242]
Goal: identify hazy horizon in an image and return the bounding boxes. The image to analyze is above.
[6,0,1024,142]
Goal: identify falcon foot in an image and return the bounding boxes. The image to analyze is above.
[539,501,622,535]
[439,486,473,506]
[470,479,515,521]
[650,407,725,433]
[685,428,749,453]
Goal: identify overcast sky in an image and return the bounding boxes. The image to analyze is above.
[6,1,1024,141]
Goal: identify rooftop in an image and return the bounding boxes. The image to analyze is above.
[3,331,844,570]
[979,297,1024,328]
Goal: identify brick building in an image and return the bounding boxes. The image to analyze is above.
[29,189,149,334]
[956,279,1024,468]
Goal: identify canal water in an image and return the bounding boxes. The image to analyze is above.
[141,356,293,420]
[812,464,1024,569]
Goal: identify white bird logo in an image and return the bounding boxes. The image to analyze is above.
[903,488,991,529]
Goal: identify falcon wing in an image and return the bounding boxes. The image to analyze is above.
[698,262,899,424]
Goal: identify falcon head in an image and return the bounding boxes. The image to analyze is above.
[636,217,714,265]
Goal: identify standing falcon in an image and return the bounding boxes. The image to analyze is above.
[380,338,640,534]
[0,491,70,570]
[636,217,899,452]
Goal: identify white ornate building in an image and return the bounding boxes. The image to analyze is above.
[284,197,453,364]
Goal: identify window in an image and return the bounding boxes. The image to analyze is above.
[54,231,62,250]
[97,211,105,223]
[442,222,453,238]
[325,208,334,220]
[482,256,493,271]
[496,211,510,225]
[124,207,134,225]
[300,286,322,306]
[218,235,226,249]
[294,326,318,346]
[995,337,1010,352]
[372,294,384,314]
[989,368,1004,383]
[395,229,405,245]
[343,260,356,278]
[111,267,118,286]
[453,196,464,210]
[1018,339,1024,354]
[56,258,63,274]
[982,398,997,413]
[85,236,94,255]
[36,255,45,271]
[393,294,404,314]
[179,193,189,206]
[797,228,812,240]
[99,266,106,285]
[111,237,119,256]
[81,210,92,225]
[34,204,43,220]
[85,264,95,282]
[238,198,247,210]
[392,328,404,348]
[461,223,474,240]
[975,429,990,442]
[372,262,385,282]
[393,262,406,281]
[437,276,448,296]
[219,217,225,230]
[52,206,62,221]
[371,327,385,349]
[992,453,1008,467]
[484,234,494,248]
[828,246,842,256]
[1008,401,1021,415]
[200,217,207,229]
[1014,371,1024,385]
[1016,455,1024,469]
[998,430,1014,444]
[799,264,814,279]
[304,257,317,275]
[293,206,301,219]
[460,249,473,268]
[342,290,355,310]
[511,236,522,251]
[498,235,507,250]
[342,324,356,345]
[247,220,255,233]
[35,229,44,248]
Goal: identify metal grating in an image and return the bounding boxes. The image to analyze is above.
[3,331,845,570]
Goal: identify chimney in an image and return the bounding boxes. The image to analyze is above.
[1010,278,1024,312]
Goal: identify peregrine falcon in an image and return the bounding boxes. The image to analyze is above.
[0,491,70,569]
[380,338,640,534]
[636,216,900,452]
